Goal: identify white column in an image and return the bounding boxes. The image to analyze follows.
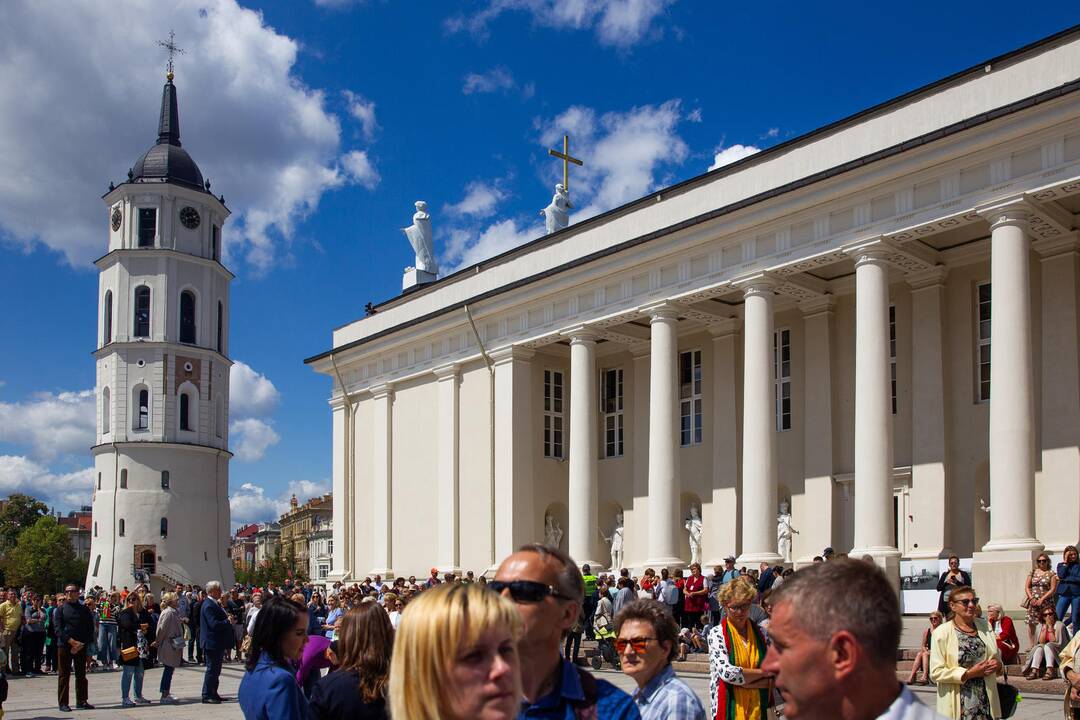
[706,319,740,566]
[329,401,351,581]
[908,267,952,559]
[798,296,836,566]
[645,303,683,567]
[984,207,1041,552]
[434,364,460,574]
[848,247,900,575]
[567,329,604,568]
[370,383,394,577]
[492,347,535,566]
[738,280,781,564]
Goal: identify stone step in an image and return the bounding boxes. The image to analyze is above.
[894,671,1067,697]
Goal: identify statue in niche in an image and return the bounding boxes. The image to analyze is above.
[777,501,799,564]
[540,183,571,234]
[599,511,625,572]
[544,512,564,550]
[402,200,437,275]
[684,505,703,566]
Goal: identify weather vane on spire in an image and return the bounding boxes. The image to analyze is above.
[157,30,185,80]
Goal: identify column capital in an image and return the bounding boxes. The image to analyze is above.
[560,325,601,344]
[799,295,836,317]
[369,383,394,400]
[640,300,680,322]
[975,197,1031,231]
[432,363,460,381]
[707,317,741,338]
[732,273,777,299]
[906,265,949,291]
[842,237,891,266]
[490,346,535,366]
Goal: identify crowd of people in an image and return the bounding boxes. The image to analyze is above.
[0,544,1074,718]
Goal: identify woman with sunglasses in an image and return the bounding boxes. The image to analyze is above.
[929,585,1002,719]
[615,599,705,719]
[389,582,522,720]
[1024,553,1059,646]
[906,612,943,685]
[1023,606,1066,680]
[1058,546,1080,638]
[707,576,772,720]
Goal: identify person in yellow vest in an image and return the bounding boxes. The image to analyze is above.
[1059,630,1080,719]
[0,591,23,674]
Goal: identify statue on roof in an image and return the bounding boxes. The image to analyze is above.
[540,183,571,234]
[402,200,438,280]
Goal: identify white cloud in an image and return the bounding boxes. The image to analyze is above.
[229,418,280,462]
[342,90,378,141]
[229,478,329,526]
[442,99,689,272]
[229,361,281,419]
[761,127,779,139]
[0,456,94,510]
[463,67,516,95]
[341,151,380,190]
[445,181,507,219]
[686,108,703,123]
[0,389,95,462]
[0,0,378,273]
[447,0,676,48]
[709,144,761,171]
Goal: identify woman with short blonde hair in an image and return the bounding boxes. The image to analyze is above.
[708,577,771,720]
[389,583,522,720]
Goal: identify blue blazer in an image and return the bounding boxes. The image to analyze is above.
[200,597,234,652]
[239,652,309,720]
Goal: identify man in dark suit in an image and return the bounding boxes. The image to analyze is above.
[200,581,235,704]
[55,585,94,713]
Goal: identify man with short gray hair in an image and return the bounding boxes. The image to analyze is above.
[199,580,233,704]
[762,559,945,720]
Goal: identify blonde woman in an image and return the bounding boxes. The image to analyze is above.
[907,612,943,685]
[930,586,1002,719]
[707,576,772,720]
[389,583,522,720]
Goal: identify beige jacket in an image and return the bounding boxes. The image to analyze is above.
[930,618,1002,719]
[1060,632,1080,719]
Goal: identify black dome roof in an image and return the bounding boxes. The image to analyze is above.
[130,77,205,190]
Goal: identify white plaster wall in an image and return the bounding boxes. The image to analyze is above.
[457,361,494,574]
[390,377,438,578]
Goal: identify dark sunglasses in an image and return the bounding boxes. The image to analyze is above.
[953,597,980,607]
[488,580,570,603]
[615,637,656,654]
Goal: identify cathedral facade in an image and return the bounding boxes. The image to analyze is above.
[86,72,235,594]
[307,28,1080,610]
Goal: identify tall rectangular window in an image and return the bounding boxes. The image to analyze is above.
[774,329,792,431]
[180,393,191,431]
[137,389,149,429]
[889,305,897,415]
[161,471,170,489]
[212,225,220,260]
[679,350,703,446]
[977,282,991,402]
[601,368,624,458]
[138,208,156,247]
[543,370,564,459]
[133,286,151,337]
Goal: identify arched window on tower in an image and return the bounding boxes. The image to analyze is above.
[133,286,151,338]
[180,392,192,431]
[120,469,127,489]
[103,290,113,345]
[134,387,149,430]
[161,471,169,489]
[160,517,168,538]
[118,518,125,536]
[102,387,111,435]
[180,290,196,344]
[217,301,223,353]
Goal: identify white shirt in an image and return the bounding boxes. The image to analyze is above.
[877,685,948,720]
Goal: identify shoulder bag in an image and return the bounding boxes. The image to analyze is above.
[997,668,1019,719]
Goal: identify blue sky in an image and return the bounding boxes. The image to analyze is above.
[0,1,1076,525]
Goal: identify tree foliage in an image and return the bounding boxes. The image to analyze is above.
[235,543,309,588]
[0,493,49,554]
[1,515,82,593]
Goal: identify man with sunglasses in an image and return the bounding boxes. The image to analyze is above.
[494,544,639,719]
[615,599,704,719]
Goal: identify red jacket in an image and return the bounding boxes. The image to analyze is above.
[993,615,1019,664]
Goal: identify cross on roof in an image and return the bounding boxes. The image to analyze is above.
[548,134,584,194]
[157,30,185,79]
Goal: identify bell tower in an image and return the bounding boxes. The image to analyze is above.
[86,61,234,593]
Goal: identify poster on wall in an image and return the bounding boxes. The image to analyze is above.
[900,557,972,614]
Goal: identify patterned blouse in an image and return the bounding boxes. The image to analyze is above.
[955,629,992,720]
[708,620,767,720]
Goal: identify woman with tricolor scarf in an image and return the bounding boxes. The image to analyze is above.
[707,577,773,720]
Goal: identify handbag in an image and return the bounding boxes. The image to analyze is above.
[170,636,185,651]
[997,669,1019,719]
[1019,596,1031,609]
[120,645,139,662]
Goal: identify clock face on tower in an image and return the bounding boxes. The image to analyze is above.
[111,207,122,232]
[179,206,201,230]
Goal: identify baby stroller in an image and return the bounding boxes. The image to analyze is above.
[590,623,620,670]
